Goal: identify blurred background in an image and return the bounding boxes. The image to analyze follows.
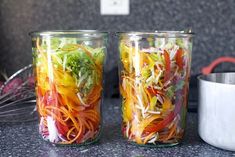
[0,0,234,102]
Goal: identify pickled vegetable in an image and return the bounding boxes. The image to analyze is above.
[33,37,105,144]
[119,35,192,145]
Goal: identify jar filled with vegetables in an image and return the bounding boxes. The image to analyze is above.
[30,30,107,145]
[118,31,193,146]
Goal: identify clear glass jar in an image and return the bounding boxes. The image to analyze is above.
[30,30,107,145]
[118,31,193,147]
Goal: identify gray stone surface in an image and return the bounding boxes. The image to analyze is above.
[0,99,234,157]
[0,0,234,98]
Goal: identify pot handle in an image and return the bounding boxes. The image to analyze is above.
[201,57,235,75]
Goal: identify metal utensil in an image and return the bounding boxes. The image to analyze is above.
[198,57,235,151]
[0,64,37,122]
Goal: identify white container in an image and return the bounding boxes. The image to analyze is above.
[198,73,235,151]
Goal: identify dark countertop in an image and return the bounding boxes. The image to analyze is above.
[0,99,235,157]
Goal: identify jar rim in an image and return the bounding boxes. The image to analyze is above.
[29,30,108,38]
[117,30,194,38]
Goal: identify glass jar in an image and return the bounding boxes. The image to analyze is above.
[118,31,193,146]
[30,30,107,145]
